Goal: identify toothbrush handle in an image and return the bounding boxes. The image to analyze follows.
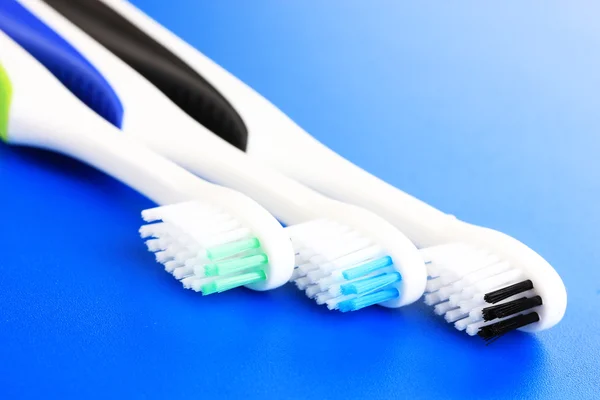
[96,0,456,245]
[11,103,216,206]
[0,5,220,208]
[70,120,217,206]
[132,117,330,225]
[20,0,329,225]
[252,123,455,246]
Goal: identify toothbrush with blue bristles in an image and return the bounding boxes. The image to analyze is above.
[1,0,429,313]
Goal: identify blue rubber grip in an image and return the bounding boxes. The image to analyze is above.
[0,0,124,127]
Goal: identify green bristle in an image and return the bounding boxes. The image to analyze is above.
[206,237,261,261]
[201,270,267,295]
[204,253,268,277]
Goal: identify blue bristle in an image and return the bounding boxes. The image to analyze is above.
[337,288,400,312]
[0,1,124,127]
[340,272,402,296]
[342,256,393,280]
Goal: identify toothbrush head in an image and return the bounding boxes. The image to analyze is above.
[140,200,295,295]
[288,204,427,311]
[421,227,567,342]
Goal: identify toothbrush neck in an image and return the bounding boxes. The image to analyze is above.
[126,115,337,225]
[249,123,456,245]
[14,108,215,206]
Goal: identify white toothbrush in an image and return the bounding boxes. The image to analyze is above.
[0,29,296,295]
[13,0,428,311]
[71,0,567,338]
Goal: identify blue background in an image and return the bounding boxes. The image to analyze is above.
[1,1,599,398]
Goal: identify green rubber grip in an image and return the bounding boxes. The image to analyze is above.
[0,62,12,142]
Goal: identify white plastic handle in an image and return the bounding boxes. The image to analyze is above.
[95,0,454,245]
[23,0,353,226]
[1,28,225,206]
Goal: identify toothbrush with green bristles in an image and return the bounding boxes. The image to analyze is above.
[0,29,295,296]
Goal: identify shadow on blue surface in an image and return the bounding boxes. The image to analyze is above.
[0,143,547,399]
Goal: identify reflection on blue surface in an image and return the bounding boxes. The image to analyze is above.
[1,1,599,399]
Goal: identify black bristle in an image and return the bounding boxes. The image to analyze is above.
[477,312,540,342]
[483,280,534,304]
[481,296,543,321]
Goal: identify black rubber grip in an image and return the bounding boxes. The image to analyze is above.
[43,0,249,151]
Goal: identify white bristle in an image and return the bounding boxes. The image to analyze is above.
[139,222,169,238]
[140,201,268,294]
[155,251,174,263]
[466,320,488,336]
[445,308,468,323]
[434,301,455,315]
[180,276,196,289]
[326,283,343,298]
[436,282,462,301]
[174,250,201,263]
[424,292,442,306]
[468,306,486,322]
[324,245,384,274]
[425,264,443,278]
[179,275,217,292]
[294,253,308,264]
[294,277,312,291]
[314,271,344,288]
[172,266,194,280]
[302,236,370,265]
[289,219,401,312]
[449,291,482,308]
[467,269,522,295]
[325,295,351,310]
[191,277,216,292]
[145,238,168,252]
[448,291,470,308]
[306,268,328,283]
[423,243,540,339]
[164,260,183,273]
[297,263,318,277]
[315,291,335,305]
[425,277,446,293]
[458,298,485,313]
[454,317,471,331]
[305,284,324,298]
[461,261,511,286]
[175,219,241,248]
[184,254,209,268]
[290,268,305,281]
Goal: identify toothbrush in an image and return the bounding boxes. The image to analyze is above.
[0,28,296,296]
[41,0,567,338]
[4,0,428,312]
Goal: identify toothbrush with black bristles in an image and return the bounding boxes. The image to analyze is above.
[32,0,568,340]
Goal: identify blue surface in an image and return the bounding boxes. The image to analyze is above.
[1,1,599,398]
